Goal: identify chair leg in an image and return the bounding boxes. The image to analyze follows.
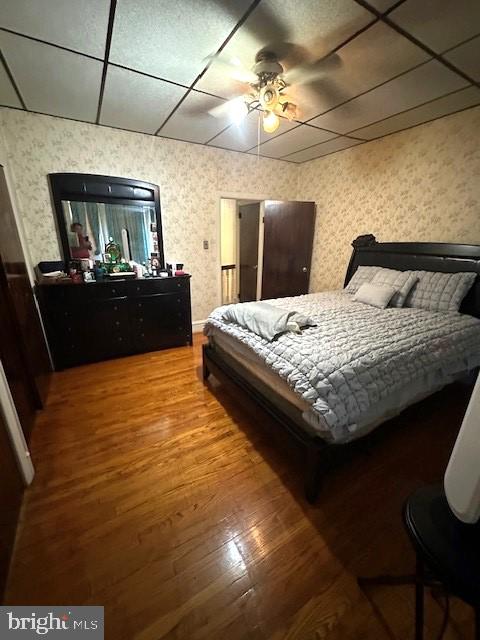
[415,553,424,640]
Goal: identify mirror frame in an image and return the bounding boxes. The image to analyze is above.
[48,173,164,267]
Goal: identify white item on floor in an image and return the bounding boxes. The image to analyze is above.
[444,372,480,524]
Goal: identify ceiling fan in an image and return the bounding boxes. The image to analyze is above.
[205,48,342,134]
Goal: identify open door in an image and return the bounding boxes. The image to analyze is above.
[261,200,315,300]
[0,405,24,597]
[238,203,260,302]
[0,166,51,418]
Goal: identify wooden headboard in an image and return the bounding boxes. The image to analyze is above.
[344,234,480,318]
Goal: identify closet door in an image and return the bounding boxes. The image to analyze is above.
[0,403,24,597]
[261,201,315,299]
[0,166,51,407]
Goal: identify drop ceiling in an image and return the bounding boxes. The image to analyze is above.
[1,0,479,164]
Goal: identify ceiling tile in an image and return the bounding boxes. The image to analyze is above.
[0,31,102,121]
[252,124,335,158]
[444,36,480,82]
[158,91,233,143]
[284,136,362,162]
[110,0,251,86]
[0,62,22,108]
[208,111,297,152]
[309,60,468,134]
[350,86,480,139]
[100,66,187,135]
[288,21,430,121]
[195,0,373,99]
[0,0,110,58]
[389,0,480,53]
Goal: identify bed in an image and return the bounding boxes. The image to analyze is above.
[202,235,480,502]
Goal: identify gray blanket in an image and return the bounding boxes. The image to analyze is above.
[222,301,314,341]
[205,291,480,442]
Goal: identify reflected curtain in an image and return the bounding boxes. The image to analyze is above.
[70,202,87,230]
[86,202,101,257]
[104,204,149,263]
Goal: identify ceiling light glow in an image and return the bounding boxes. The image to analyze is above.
[263,110,280,133]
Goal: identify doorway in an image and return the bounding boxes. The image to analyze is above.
[219,198,315,306]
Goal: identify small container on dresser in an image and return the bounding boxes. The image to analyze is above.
[37,276,192,370]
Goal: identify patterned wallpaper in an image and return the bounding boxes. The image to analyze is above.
[298,105,480,292]
[0,108,298,321]
[2,105,479,321]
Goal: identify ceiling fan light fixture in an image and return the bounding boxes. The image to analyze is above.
[259,84,280,111]
[263,110,280,134]
[281,102,298,121]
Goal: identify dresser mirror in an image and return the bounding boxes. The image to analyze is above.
[49,173,164,267]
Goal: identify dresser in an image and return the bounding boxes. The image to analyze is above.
[37,276,192,369]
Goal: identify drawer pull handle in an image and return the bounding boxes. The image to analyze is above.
[139,318,143,323]
[113,306,118,311]
[118,337,122,342]
[116,320,120,326]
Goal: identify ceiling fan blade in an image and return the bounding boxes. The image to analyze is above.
[283,53,342,86]
[204,54,257,84]
[208,97,249,124]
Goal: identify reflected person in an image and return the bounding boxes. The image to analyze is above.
[70,222,92,259]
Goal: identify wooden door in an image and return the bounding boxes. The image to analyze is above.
[0,166,51,408]
[0,265,37,441]
[261,200,315,300]
[0,400,24,597]
[239,203,260,302]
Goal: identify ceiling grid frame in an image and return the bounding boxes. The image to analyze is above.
[0,0,478,163]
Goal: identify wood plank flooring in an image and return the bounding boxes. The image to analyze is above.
[5,336,475,639]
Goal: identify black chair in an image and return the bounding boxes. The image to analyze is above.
[358,484,480,639]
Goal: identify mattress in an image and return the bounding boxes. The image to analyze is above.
[205,291,480,444]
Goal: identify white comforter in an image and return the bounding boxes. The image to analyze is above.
[205,291,480,442]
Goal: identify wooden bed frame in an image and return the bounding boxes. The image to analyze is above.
[202,235,480,503]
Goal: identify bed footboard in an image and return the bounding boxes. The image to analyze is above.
[202,342,328,503]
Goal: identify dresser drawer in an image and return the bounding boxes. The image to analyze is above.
[129,277,188,297]
[37,276,192,368]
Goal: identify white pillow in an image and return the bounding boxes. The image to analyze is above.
[405,271,477,312]
[371,268,418,307]
[344,266,381,294]
[354,282,397,309]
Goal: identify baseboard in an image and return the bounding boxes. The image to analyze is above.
[192,319,207,333]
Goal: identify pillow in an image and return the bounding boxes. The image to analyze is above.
[371,268,418,307]
[353,282,397,309]
[405,270,477,312]
[344,266,381,294]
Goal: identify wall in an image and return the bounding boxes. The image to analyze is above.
[298,105,480,292]
[0,108,299,322]
[3,104,480,319]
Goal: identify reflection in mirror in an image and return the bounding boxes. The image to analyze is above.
[62,200,158,264]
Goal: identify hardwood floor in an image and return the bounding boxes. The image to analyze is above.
[5,336,475,639]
